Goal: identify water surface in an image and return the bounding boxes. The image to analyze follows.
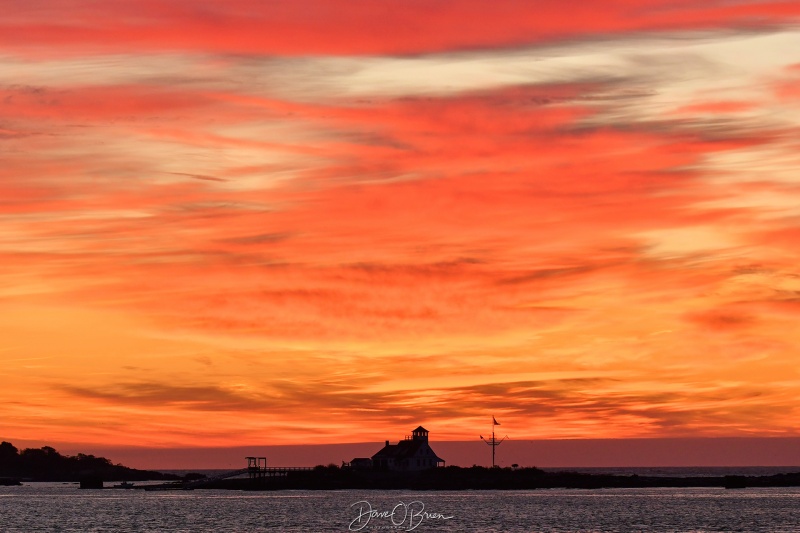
[3,483,800,532]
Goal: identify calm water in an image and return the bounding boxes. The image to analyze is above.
[3,483,800,532]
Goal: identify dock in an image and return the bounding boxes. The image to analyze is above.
[145,457,314,490]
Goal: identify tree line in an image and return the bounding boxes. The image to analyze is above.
[0,441,177,481]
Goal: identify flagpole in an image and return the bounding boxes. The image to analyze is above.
[480,415,507,468]
[492,420,496,468]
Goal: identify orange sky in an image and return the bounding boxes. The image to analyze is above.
[3,1,800,456]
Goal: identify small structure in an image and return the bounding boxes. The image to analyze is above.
[371,426,445,471]
[247,456,267,480]
[346,457,374,470]
[79,475,103,489]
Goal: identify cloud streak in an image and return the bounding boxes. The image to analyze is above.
[3,1,800,57]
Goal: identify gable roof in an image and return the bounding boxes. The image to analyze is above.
[372,439,443,462]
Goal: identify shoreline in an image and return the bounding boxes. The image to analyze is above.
[134,467,800,491]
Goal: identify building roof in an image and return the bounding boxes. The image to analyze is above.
[372,439,443,463]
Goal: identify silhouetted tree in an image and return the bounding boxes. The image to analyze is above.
[0,441,20,474]
[0,441,178,481]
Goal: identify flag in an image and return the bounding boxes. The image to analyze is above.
[493,416,500,425]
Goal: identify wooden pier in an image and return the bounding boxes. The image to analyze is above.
[246,456,313,480]
[174,457,314,489]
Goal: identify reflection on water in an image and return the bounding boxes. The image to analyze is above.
[3,483,800,532]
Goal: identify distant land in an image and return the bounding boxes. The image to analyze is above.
[187,466,800,491]
[9,437,800,470]
[4,440,800,491]
[0,441,179,482]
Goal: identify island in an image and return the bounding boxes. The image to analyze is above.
[4,440,800,491]
[0,441,179,484]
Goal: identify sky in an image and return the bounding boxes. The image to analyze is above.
[3,1,800,466]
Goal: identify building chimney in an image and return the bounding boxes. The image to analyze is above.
[385,440,389,447]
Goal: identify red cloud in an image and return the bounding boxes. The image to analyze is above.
[3,0,800,57]
[0,81,767,344]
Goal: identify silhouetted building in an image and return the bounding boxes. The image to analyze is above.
[371,426,445,471]
[346,457,373,470]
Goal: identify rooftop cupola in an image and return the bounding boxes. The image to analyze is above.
[411,426,429,441]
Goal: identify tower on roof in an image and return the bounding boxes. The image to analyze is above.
[411,426,428,441]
